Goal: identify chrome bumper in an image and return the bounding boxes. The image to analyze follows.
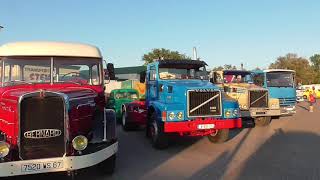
[0,142,118,177]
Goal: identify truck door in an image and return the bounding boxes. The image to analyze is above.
[147,66,158,102]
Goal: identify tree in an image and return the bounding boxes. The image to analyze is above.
[142,48,191,64]
[269,53,315,84]
[223,64,237,70]
[310,54,320,84]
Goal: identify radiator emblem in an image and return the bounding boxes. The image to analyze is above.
[24,129,62,139]
[194,89,216,93]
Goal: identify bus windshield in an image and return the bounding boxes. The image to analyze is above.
[266,72,294,87]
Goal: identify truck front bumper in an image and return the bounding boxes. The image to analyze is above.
[164,118,242,136]
[0,141,118,177]
[241,108,281,118]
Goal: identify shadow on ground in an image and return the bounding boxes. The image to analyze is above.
[190,130,320,180]
[3,125,243,180]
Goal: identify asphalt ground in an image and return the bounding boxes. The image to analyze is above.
[6,101,320,180]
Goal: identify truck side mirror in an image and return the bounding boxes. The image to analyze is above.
[107,63,115,80]
[140,71,146,83]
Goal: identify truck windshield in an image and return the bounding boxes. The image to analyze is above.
[223,72,253,83]
[3,57,51,85]
[159,66,208,80]
[115,92,138,100]
[1,57,101,86]
[266,72,294,87]
[54,57,101,85]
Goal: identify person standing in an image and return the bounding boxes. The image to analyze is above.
[309,86,317,112]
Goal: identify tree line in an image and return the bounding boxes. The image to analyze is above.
[142,48,320,85]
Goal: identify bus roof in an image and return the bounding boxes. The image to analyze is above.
[0,41,102,58]
[263,69,295,73]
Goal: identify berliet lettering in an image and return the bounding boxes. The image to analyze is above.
[24,129,62,139]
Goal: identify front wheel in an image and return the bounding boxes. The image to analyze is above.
[254,116,271,126]
[148,112,169,149]
[122,109,133,131]
[97,154,116,175]
[207,129,229,143]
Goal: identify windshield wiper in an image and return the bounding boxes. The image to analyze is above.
[3,80,33,86]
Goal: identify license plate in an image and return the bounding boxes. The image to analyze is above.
[21,161,63,172]
[198,124,215,130]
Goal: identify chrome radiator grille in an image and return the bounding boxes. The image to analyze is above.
[188,90,221,117]
[249,90,268,108]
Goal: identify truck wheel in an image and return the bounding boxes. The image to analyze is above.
[122,109,133,131]
[148,112,169,149]
[207,129,229,143]
[97,154,116,175]
[254,116,271,126]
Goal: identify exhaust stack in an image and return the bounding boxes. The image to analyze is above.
[193,47,198,60]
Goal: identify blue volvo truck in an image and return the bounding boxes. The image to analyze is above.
[252,69,296,115]
[127,59,243,149]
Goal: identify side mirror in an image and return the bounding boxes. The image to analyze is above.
[107,63,115,80]
[140,71,146,83]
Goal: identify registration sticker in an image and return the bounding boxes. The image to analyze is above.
[198,124,215,130]
[21,161,63,172]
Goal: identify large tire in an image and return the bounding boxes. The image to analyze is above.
[254,116,271,126]
[97,154,116,175]
[148,112,169,149]
[122,108,133,131]
[207,129,229,143]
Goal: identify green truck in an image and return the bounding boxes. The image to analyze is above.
[107,89,139,120]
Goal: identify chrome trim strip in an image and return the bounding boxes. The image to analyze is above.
[69,95,97,101]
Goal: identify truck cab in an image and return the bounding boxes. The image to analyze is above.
[124,60,242,149]
[252,69,296,115]
[0,42,117,177]
[211,70,281,126]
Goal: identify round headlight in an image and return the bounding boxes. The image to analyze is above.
[225,110,231,117]
[72,135,88,151]
[243,105,247,109]
[177,112,183,120]
[233,109,239,115]
[0,141,10,158]
[168,112,175,120]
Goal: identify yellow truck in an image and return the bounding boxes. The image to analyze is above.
[210,70,281,126]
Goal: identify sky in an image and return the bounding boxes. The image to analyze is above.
[1,0,320,69]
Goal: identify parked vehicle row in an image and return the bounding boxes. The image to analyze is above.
[0,41,297,178]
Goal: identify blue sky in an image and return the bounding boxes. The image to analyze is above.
[1,0,320,69]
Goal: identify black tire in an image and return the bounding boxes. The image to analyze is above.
[148,112,169,149]
[97,154,116,175]
[254,116,271,126]
[122,108,133,131]
[207,129,229,143]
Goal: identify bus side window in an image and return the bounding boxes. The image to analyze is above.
[253,74,264,87]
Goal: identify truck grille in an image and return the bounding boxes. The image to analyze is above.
[249,90,268,108]
[188,90,221,117]
[279,97,296,107]
[19,93,65,160]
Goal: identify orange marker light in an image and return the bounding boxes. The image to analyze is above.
[162,111,167,121]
